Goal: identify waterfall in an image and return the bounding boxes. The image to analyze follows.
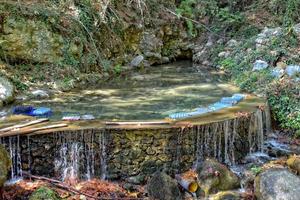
[8,136,22,180]
[194,108,269,166]
[54,129,107,182]
[99,130,107,180]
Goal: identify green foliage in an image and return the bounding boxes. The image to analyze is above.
[11,76,29,91]
[251,166,262,175]
[270,0,300,26]
[216,7,244,28]
[176,0,197,37]
[29,187,60,200]
[113,64,122,75]
[268,80,300,130]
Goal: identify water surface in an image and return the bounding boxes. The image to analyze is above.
[20,61,240,120]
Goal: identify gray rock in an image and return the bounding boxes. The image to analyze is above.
[218,51,230,58]
[130,55,144,67]
[261,27,283,37]
[255,168,300,200]
[226,39,238,48]
[293,23,300,35]
[0,76,15,107]
[31,89,50,99]
[147,171,183,200]
[271,67,285,78]
[253,60,268,71]
[285,65,300,77]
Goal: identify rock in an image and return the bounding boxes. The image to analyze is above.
[126,174,145,185]
[271,67,285,78]
[255,168,300,200]
[285,65,300,77]
[293,23,300,35]
[29,186,60,200]
[0,145,10,187]
[130,55,144,67]
[243,152,273,165]
[218,51,230,58]
[209,191,241,200]
[287,155,300,174]
[253,60,268,71]
[196,158,240,196]
[147,171,183,200]
[0,76,14,107]
[31,90,50,99]
[1,16,68,64]
[264,140,291,157]
[226,39,238,48]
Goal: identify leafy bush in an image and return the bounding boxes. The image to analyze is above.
[268,80,300,130]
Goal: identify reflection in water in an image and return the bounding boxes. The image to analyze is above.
[23,61,239,120]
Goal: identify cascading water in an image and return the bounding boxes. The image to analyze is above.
[54,129,107,183]
[0,136,23,184]
[194,108,270,167]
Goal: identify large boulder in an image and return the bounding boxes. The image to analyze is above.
[255,168,300,200]
[0,76,14,107]
[147,171,183,200]
[196,158,240,196]
[0,144,11,187]
[29,187,60,200]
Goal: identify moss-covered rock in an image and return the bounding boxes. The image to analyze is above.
[196,158,240,196]
[0,144,11,187]
[29,187,60,200]
[209,191,241,200]
[287,155,300,174]
[147,171,183,200]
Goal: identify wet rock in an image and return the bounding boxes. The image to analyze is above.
[255,168,300,200]
[287,155,300,174]
[130,55,144,67]
[0,76,15,107]
[264,140,291,157]
[209,191,241,200]
[31,90,50,99]
[0,144,10,187]
[253,60,268,71]
[243,152,273,165]
[196,158,240,195]
[29,186,60,200]
[285,65,300,77]
[147,171,183,200]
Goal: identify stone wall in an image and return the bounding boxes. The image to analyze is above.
[0,109,269,184]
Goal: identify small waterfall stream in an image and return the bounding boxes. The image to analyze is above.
[194,108,270,167]
[54,129,107,182]
[0,136,23,183]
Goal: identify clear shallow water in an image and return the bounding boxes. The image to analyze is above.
[17,61,240,120]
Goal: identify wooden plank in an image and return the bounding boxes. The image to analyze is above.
[105,121,171,126]
[0,118,49,132]
[0,123,68,137]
